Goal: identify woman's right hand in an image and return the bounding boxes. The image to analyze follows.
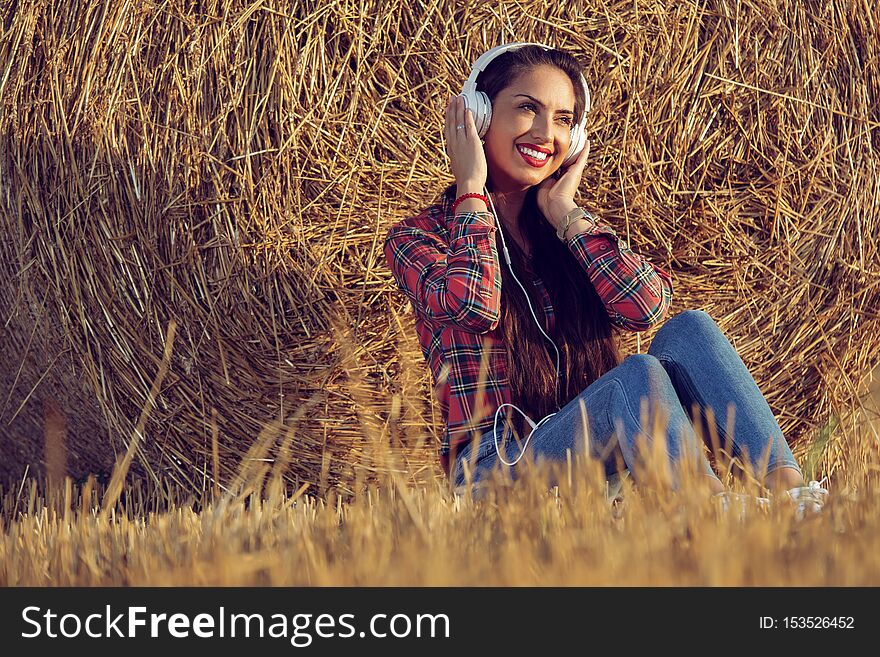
[444,95,487,190]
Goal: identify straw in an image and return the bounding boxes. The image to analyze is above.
[0,0,877,498]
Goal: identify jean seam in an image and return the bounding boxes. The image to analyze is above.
[573,378,628,465]
[476,432,496,461]
[608,377,649,450]
[654,354,743,462]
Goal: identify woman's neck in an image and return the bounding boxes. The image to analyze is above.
[490,188,526,225]
[490,188,530,256]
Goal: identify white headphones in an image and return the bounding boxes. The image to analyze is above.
[460,42,591,168]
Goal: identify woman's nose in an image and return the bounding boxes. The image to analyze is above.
[530,116,554,143]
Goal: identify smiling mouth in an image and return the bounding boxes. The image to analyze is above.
[516,145,552,168]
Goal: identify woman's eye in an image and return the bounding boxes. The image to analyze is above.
[520,104,573,126]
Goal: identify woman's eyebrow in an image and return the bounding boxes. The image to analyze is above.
[513,93,575,116]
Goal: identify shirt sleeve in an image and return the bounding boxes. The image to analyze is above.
[564,219,673,332]
[383,210,502,333]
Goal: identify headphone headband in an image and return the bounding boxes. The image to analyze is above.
[460,42,590,167]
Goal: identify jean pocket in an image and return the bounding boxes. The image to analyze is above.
[454,432,497,487]
[473,431,498,463]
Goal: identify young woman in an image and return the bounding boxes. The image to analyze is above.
[383,43,827,514]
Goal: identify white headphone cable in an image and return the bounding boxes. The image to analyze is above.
[485,188,560,466]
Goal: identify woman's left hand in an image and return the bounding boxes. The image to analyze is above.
[536,138,590,226]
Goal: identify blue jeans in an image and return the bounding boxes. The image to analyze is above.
[452,309,802,495]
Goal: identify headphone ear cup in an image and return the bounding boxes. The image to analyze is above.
[464,90,491,137]
[478,91,492,137]
[468,90,490,137]
[562,124,586,168]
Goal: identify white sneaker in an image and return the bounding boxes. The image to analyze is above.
[786,479,829,520]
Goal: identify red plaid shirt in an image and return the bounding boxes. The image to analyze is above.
[384,190,673,476]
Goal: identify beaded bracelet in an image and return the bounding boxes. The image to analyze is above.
[452,192,489,215]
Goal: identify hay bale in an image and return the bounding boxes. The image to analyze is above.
[1,0,878,494]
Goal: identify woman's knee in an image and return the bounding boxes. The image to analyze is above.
[664,309,717,334]
[618,353,665,378]
[649,309,719,354]
[615,353,671,394]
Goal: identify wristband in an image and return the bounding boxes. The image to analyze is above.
[452,193,489,215]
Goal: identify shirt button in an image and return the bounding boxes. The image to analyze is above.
[599,244,608,250]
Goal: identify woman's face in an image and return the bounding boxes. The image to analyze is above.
[483,64,577,193]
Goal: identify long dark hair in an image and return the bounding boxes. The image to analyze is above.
[447,45,621,443]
